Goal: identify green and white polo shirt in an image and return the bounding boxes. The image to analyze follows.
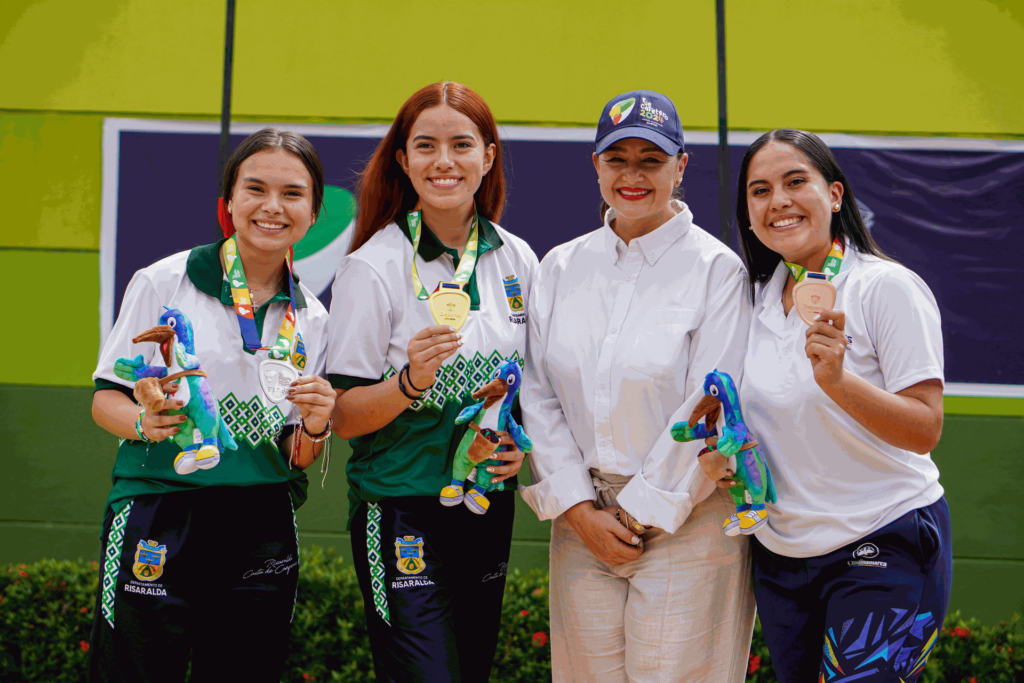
[93,240,330,519]
[327,213,538,524]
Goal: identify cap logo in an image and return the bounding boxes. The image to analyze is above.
[609,98,636,125]
[640,97,669,126]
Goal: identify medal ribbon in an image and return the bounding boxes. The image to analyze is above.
[221,235,306,369]
[408,209,479,300]
[784,237,845,283]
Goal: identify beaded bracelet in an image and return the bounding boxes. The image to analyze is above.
[304,419,333,443]
[288,419,333,488]
[616,507,646,535]
[135,409,151,443]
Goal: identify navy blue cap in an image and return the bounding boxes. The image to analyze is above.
[595,90,684,156]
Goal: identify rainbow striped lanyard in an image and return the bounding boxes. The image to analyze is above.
[220,235,306,370]
[407,209,479,300]
[784,237,846,284]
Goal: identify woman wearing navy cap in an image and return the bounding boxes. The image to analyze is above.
[519,91,756,681]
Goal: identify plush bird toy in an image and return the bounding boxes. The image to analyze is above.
[440,359,532,515]
[114,307,237,475]
[671,370,776,536]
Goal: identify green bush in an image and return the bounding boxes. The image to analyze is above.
[2,550,1021,682]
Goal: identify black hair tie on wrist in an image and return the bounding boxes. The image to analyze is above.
[403,362,432,393]
[398,364,420,401]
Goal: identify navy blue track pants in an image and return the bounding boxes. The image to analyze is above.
[752,497,952,683]
[88,484,300,683]
[350,491,515,683]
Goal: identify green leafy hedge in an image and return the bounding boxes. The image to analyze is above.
[2,548,1021,682]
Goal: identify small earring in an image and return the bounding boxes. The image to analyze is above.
[228,207,232,214]
[833,203,840,212]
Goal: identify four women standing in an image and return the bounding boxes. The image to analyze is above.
[88,86,950,683]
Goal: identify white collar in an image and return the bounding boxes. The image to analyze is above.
[602,200,693,267]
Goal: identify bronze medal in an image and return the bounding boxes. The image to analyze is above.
[792,274,837,325]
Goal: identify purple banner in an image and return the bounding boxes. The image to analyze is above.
[104,124,1024,385]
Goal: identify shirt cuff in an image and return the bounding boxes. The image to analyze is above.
[518,463,597,521]
[616,467,717,535]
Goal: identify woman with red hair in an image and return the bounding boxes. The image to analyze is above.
[327,82,538,683]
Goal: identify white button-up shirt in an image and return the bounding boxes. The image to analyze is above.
[519,202,751,533]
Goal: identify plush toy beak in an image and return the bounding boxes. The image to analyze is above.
[688,394,722,428]
[472,378,509,409]
[132,325,175,367]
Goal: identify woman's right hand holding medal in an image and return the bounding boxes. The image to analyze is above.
[406,325,464,391]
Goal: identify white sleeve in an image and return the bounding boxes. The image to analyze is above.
[616,264,752,534]
[326,256,393,385]
[518,256,597,520]
[868,267,944,394]
[93,269,165,391]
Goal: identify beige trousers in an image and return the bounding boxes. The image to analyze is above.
[549,474,756,683]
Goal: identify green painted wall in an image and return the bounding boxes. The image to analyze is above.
[1,385,1020,623]
[4,1,1022,133]
[2,0,1022,624]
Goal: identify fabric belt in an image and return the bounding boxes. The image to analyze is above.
[589,469,633,510]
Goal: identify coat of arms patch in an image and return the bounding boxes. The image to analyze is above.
[133,540,167,582]
[395,536,425,575]
[503,275,527,325]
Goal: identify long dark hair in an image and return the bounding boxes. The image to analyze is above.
[350,81,505,254]
[736,129,890,298]
[222,128,325,219]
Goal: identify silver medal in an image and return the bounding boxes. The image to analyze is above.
[259,358,298,404]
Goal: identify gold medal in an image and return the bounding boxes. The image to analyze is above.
[408,209,479,331]
[428,282,472,330]
[792,273,837,325]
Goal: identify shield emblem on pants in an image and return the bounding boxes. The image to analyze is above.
[132,540,167,582]
[394,536,425,575]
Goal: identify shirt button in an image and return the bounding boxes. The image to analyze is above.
[627,275,635,282]
[610,327,618,334]
[599,382,606,389]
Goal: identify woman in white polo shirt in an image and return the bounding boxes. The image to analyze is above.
[736,129,951,683]
[519,90,756,682]
[88,129,335,681]
[327,81,538,683]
